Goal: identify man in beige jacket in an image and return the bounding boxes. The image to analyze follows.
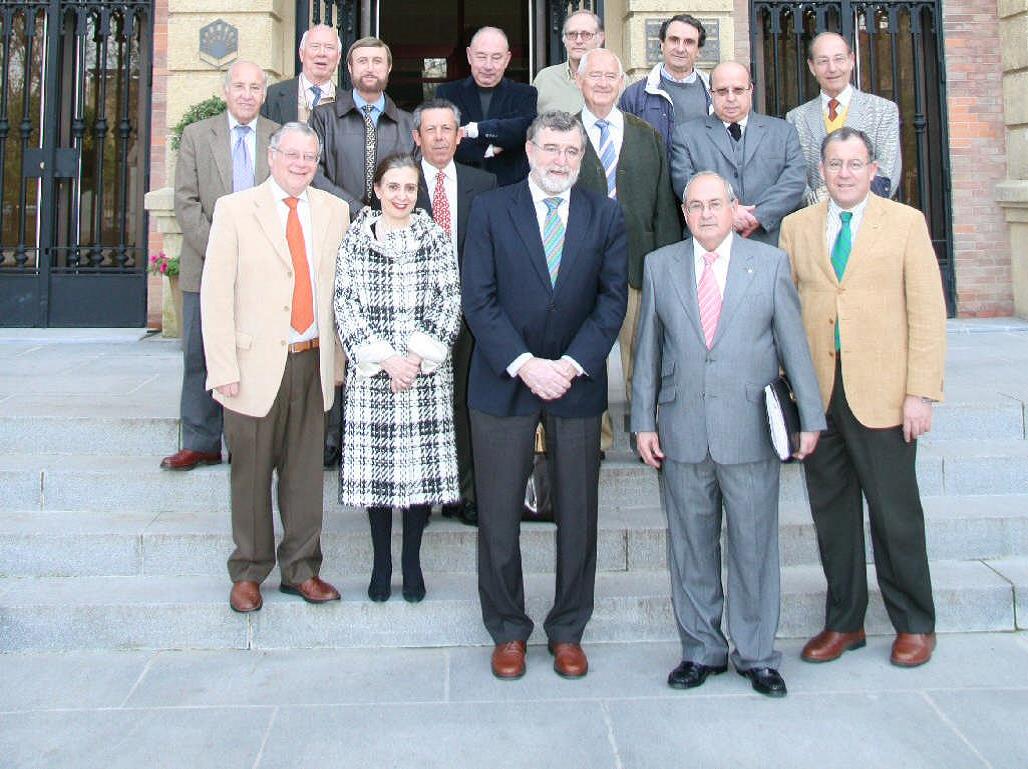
[780,126,947,668]
[201,122,349,613]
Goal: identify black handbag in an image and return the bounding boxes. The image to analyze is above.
[764,374,801,462]
[522,424,554,522]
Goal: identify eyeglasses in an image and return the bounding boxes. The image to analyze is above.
[563,31,597,41]
[812,55,850,68]
[272,148,319,163]
[584,72,621,83]
[712,86,750,98]
[530,141,582,160]
[824,159,870,173]
[684,199,726,215]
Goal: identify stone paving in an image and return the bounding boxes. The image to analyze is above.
[2,634,1027,768]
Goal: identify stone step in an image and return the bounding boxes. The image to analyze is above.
[4,439,1028,513]
[3,495,1028,578]
[0,394,1021,458]
[0,559,1019,652]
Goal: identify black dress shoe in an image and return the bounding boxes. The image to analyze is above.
[667,661,728,689]
[440,503,462,519]
[402,578,426,603]
[323,443,341,470]
[737,666,787,697]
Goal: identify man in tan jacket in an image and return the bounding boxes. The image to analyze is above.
[201,122,349,613]
[780,126,947,668]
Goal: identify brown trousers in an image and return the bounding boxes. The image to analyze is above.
[224,348,325,586]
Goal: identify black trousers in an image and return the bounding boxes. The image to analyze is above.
[452,321,476,505]
[180,291,223,454]
[471,408,601,644]
[802,358,935,634]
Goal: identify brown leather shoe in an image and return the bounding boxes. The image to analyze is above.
[160,449,221,471]
[491,641,527,679]
[891,632,936,667]
[279,576,341,604]
[229,581,262,613]
[801,629,867,663]
[549,642,588,678]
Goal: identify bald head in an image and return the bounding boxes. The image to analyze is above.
[221,60,267,123]
[467,26,511,88]
[709,62,753,123]
[807,32,855,97]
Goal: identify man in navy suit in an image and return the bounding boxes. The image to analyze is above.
[412,98,498,527]
[462,111,628,681]
[436,26,537,186]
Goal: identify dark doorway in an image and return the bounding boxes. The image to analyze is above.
[378,0,532,110]
[0,1,153,327]
[750,0,956,315]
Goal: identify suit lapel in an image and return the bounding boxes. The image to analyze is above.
[842,193,884,283]
[710,237,756,348]
[462,77,483,121]
[509,182,554,293]
[809,201,836,286]
[804,100,827,147]
[704,115,736,165]
[416,176,433,217]
[210,117,232,193]
[670,243,706,347]
[253,181,294,270]
[742,114,768,168]
[309,190,333,276]
[845,89,868,129]
[552,190,585,295]
[255,118,273,182]
[455,165,477,247]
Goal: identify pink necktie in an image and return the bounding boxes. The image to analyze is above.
[698,251,722,349]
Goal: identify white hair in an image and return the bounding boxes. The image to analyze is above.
[578,48,623,78]
[299,24,341,52]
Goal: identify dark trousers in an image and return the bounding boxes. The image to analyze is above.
[471,408,601,644]
[325,384,343,449]
[452,321,476,504]
[802,358,935,634]
[223,349,325,586]
[180,290,223,454]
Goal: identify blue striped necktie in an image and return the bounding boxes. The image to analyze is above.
[595,118,617,199]
[232,125,254,192]
[542,197,565,286]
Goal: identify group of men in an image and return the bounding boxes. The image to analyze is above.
[161,14,947,693]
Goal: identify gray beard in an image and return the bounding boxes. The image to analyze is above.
[531,166,580,195]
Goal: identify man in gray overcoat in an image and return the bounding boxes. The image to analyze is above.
[632,171,824,697]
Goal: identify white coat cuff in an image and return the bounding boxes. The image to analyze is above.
[407,331,447,374]
[353,339,397,377]
[507,352,533,378]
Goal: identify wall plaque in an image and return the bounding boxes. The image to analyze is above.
[199,20,238,68]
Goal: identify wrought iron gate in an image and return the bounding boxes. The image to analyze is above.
[0,0,153,327]
[750,0,956,314]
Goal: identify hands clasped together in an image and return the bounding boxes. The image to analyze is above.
[381,353,424,393]
[517,356,580,401]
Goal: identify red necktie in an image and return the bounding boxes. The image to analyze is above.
[284,197,314,333]
[432,171,452,237]
[828,98,840,122]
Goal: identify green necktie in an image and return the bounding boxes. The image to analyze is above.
[832,211,853,349]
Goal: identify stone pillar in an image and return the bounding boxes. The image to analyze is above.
[621,0,735,78]
[143,188,184,337]
[997,0,1028,318]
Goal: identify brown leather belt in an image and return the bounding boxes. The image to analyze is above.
[288,337,319,354]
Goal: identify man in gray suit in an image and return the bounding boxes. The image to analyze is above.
[671,62,806,246]
[162,60,277,471]
[632,171,825,697]
[786,32,901,204]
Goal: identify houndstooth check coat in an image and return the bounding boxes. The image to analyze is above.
[334,207,462,508]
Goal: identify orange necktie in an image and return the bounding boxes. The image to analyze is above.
[284,197,314,333]
[828,98,840,122]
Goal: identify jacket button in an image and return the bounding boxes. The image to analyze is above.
[287,271,293,278]
[284,306,290,312]
[281,340,287,346]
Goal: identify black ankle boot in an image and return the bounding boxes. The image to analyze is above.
[401,505,429,603]
[367,507,392,602]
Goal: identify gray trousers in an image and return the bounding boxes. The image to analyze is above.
[180,290,223,454]
[661,454,782,670]
[471,408,601,644]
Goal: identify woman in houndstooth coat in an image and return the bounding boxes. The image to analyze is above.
[334,154,462,604]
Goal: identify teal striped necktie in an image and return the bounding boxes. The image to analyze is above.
[543,197,565,286]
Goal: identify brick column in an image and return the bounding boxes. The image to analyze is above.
[996,0,1028,318]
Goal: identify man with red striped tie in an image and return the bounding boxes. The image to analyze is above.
[631,171,824,698]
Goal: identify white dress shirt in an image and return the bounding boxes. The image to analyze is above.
[298,72,336,111]
[693,232,733,296]
[581,106,624,164]
[268,177,319,343]
[825,192,870,259]
[820,84,853,114]
[227,112,258,170]
[507,178,583,378]
[421,158,458,257]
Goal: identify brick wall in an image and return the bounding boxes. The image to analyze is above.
[944,1,1014,316]
[146,0,169,330]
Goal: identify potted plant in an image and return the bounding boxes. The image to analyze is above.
[149,250,183,338]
